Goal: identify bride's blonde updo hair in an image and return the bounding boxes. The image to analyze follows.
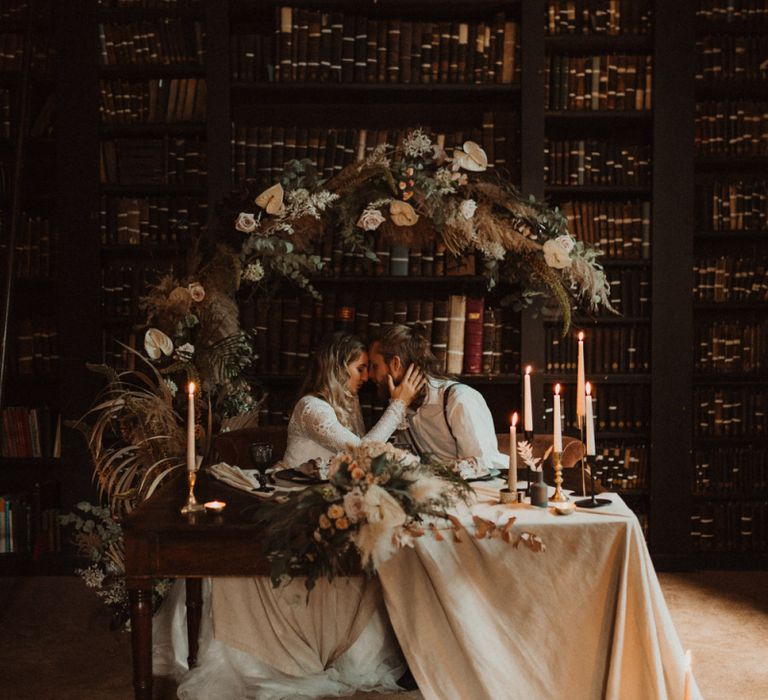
[297,331,366,429]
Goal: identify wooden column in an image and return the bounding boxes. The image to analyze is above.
[650,1,696,566]
[519,0,547,426]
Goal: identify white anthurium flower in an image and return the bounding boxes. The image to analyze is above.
[235,212,257,233]
[542,235,575,269]
[460,198,477,220]
[255,183,286,216]
[451,141,489,172]
[144,328,173,360]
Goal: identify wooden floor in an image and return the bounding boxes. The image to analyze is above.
[0,572,766,699]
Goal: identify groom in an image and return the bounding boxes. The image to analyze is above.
[368,323,507,475]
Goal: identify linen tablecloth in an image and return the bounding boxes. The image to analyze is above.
[378,490,702,700]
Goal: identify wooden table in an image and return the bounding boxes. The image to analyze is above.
[124,471,274,700]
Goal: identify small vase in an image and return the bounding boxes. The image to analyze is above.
[530,470,548,508]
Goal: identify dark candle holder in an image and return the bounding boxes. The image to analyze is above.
[575,456,611,508]
[523,429,534,496]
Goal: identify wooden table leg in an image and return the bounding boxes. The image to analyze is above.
[185,577,203,669]
[128,579,153,700]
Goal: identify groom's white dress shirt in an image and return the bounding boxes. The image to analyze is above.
[406,377,507,472]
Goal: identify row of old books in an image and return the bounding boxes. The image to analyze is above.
[695,101,768,156]
[545,54,653,111]
[231,118,515,184]
[691,501,768,552]
[693,256,768,302]
[0,488,62,556]
[695,35,768,81]
[0,33,53,71]
[593,441,648,491]
[694,447,768,495]
[101,263,164,319]
[97,0,201,7]
[545,383,649,432]
[247,295,521,379]
[0,214,57,278]
[98,195,207,245]
[544,139,651,186]
[695,319,767,373]
[603,267,650,317]
[254,8,519,85]
[698,179,768,230]
[546,0,653,35]
[546,325,650,374]
[100,137,207,186]
[99,78,207,124]
[0,407,60,459]
[315,238,477,279]
[694,387,768,435]
[560,199,651,258]
[13,318,58,375]
[98,19,205,66]
[696,1,768,22]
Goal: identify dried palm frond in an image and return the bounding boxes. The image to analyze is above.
[527,254,572,337]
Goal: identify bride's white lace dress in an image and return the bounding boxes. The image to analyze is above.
[153,395,407,699]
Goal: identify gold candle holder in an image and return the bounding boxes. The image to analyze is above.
[550,451,570,503]
[181,469,205,515]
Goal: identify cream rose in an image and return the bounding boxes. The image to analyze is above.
[389,200,419,227]
[356,207,386,231]
[187,282,205,302]
[235,212,257,233]
[144,328,173,360]
[460,198,477,220]
[542,235,575,269]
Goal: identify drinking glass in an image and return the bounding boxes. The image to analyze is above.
[249,442,274,492]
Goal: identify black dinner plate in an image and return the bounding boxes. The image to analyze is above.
[272,468,327,485]
[466,469,501,483]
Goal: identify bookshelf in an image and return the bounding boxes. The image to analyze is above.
[541,0,654,525]
[0,0,65,573]
[690,0,768,565]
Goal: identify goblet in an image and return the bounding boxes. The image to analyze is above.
[250,442,274,492]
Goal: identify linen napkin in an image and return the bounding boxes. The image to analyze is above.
[207,462,302,498]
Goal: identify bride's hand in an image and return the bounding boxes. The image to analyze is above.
[388,365,426,407]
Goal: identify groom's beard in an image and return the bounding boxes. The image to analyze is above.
[375,376,393,401]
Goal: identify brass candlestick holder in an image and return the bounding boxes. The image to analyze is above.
[550,451,570,503]
[181,468,205,515]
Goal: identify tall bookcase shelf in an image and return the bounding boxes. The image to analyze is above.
[689,0,768,567]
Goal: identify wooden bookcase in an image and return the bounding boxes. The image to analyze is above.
[689,1,768,567]
[19,0,763,574]
[0,0,66,574]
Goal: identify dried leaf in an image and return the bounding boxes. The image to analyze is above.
[501,516,517,543]
[514,531,546,553]
[428,522,444,541]
[472,515,497,539]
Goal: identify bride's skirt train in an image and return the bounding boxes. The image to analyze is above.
[153,577,405,699]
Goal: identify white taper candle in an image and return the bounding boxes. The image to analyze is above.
[523,366,533,432]
[509,413,518,491]
[576,332,586,427]
[585,382,595,456]
[554,383,562,453]
[187,382,196,472]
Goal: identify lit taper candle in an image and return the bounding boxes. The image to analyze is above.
[187,381,196,472]
[585,382,595,456]
[576,331,586,428]
[523,365,533,432]
[553,383,563,453]
[509,412,518,492]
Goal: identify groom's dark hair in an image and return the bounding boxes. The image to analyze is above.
[375,323,451,379]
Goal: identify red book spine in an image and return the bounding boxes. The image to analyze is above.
[462,297,484,374]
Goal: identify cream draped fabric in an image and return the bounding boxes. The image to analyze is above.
[378,492,703,700]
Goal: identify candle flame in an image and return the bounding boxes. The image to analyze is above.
[511,412,518,427]
[586,381,592,396]
[525,365,532,375]
[685,649,692,670]
[188,381,196,394]
[555,383,561,395]
[578,331,584,341]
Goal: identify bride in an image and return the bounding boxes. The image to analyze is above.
[154,332,425,699]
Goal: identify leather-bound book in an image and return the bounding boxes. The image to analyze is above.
[307,10,321,81]
[462,297,484,374]
[329,12,344,82]
[399,21,412,84]
[431,299,449,371]
[319,11,332,80]
[446,294,467,375]
[481,306,496,374]
[390,244,409,276]
[297,297,314,374]
[354,14,367,83]
[366,19,378,82]
[394,300,407,326]
[387,19,401,83]
[281,300,300,375]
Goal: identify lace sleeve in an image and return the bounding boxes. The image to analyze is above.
[363,398,407,443]
[299,397,407,453]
